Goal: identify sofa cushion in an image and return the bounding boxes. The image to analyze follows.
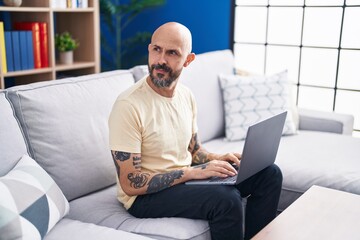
[180,50,234,143]
[202,131,360,212]
[67,185,210,240]
[44,218,153,240]
[0,155,69,240]
[219,70,297,141]
[0,91,28,176]
[131,65,148,82]
[7,70,135,201]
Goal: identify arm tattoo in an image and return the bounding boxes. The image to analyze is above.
[193,163,208,170]
[111,151,132,177]
[146,170,184,194]
[188,133,200,155]
[128,172,150,189]
[193,151,209,165]
[113,151,131,161]
[133,156,141,170]
[188,133,209,165]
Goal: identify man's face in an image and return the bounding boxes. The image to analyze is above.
[148,39,188,89]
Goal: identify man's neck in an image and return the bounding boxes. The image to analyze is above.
[146,77,177,98]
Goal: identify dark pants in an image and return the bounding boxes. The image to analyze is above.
[128,164,283,240]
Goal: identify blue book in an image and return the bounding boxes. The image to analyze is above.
[11,31,21,71]
[25,31,34,69]
[4,31,14,72]
[19,31,29,70]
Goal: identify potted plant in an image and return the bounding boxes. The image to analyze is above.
[55,31,79,64]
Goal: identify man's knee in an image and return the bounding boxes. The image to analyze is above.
[210,187,243,216]
[265,164,283,183]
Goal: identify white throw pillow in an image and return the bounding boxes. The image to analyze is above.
[219,70,297,141]
[0,155,69,240]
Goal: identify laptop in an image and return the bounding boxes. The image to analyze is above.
[185,111,287,185]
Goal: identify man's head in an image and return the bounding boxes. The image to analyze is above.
[148,22,195,89]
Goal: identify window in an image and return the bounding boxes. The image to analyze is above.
[233,0,360,136]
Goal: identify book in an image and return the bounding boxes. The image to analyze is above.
[11,31,21,71]
[19,31,29,70]
[4,31,14,72]
[25,31,34,69]
[14,22,42,68]
[0,22,7,73]
[39,22,49,68]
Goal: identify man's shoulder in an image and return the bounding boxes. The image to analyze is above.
[116,77,147,102]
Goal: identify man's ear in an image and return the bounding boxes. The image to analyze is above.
[184,53,196,67]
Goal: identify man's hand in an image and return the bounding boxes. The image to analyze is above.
[216,152,241,166]
[186,160,238,180]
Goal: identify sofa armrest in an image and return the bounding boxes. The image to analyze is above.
[298,108,354,135]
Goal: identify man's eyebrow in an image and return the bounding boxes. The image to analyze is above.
[152,44,162,49]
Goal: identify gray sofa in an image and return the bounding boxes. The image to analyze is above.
[1,49,359,240]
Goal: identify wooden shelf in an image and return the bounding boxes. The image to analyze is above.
[0,0,100,89]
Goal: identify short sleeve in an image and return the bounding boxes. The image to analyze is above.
[109,100,142,153]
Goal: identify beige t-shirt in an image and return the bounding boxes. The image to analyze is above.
[109,76,198,209]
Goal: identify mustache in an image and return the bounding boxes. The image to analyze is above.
[152,64,171,72]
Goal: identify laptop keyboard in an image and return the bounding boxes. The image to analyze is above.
[209,175,237,183]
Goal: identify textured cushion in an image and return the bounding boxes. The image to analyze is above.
[67,185,210,240]
[0,155,69,240]
[7,70,136,200]
[0,91,28,176]
[219,70,297,141]
[180,50,234,143]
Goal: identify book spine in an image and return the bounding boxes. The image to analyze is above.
[19,31,29,70]
[39,22,49,68]
[25,31,34,69]
[11,31,21,71]
[4,31,14,72]
[14,22,42,68]
[0,22,7,73]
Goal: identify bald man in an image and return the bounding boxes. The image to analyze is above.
[109,22,282,240]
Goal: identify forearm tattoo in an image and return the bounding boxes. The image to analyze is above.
[128,172,150,189]
[188,133,209,165]
[188,133,200,155]
[146,170,184,194]
[193,163,208,170]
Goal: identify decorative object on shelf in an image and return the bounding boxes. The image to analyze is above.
[55,31,79,64]
[3,0,22,7]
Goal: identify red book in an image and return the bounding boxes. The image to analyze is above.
[39,23,49,68]
[13,22,42,68]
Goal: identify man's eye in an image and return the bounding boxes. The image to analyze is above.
[169,51,178,55]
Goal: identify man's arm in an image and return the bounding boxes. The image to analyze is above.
[112,150,190,196]
[112,148,239,196]
[188,133,241,166]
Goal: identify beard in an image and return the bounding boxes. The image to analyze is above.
[148,63,182,88]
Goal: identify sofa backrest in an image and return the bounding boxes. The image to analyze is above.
[0,91,29,176]
[6,70,135,201]
[180,50,234,143]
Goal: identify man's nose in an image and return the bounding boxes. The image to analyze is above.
[157,52,167,65]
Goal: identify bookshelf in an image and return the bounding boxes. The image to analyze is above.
[0,0,100,89]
